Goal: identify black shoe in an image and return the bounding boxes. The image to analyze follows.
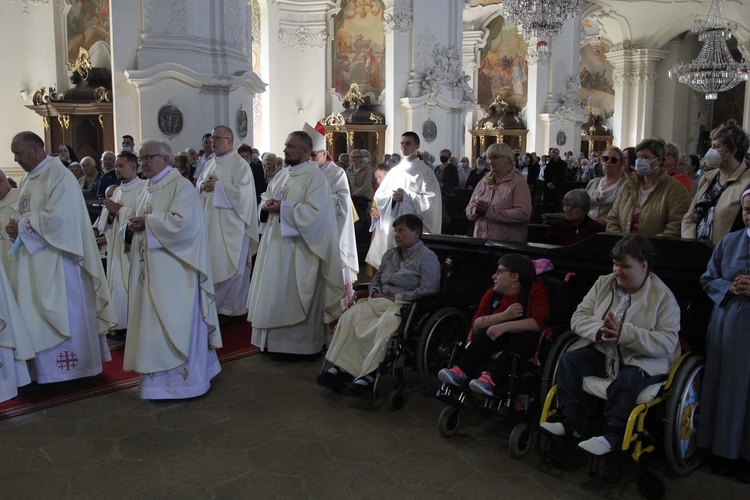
[317,367,353,390]
[736,459,750,483]
[711,455,737,477]
[347,375,375,396]
[106,329,127,341]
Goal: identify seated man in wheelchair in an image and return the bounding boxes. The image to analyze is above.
[437,254,550,397]
[317,213,440,395]
[540,234,681,455]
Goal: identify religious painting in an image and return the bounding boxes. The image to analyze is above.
[332,0,386,101]
[158,104,183,137]
[477,15,528,112]
[65,0,110,66]
[580,18,615,119]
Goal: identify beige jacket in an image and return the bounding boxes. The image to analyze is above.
[681,161,750,245]
[606,168,690,238]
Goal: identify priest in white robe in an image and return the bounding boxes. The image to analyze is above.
[122,139,222,399]
[0,259,35,403]
[95,152,146,335]
[0,168,19,272]
[365,131,442,269]
[306,122,359,309]
[247,130,345,358]
[196,126,259,319]
[5,131,116,383]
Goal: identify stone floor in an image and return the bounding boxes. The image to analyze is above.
[0,353,746,499]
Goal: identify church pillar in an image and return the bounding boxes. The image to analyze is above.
[382,0,415,155]
[462,27,487,157]
[739,40,750,130]
[261,0,334,151]
[398,0,473,156]
[121,0,265,150]
[537,17,585,154]
[607,45,666,147]
[525,43,551,155]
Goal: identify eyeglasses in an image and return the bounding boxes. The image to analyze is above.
[563,203,582,209]
[601,156,621,164]
[487,155,503,161]
[137,154,163,163]
[495,268,512,275]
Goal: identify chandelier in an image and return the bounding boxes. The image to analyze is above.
[502,0,584,64]
[669,0,749,100]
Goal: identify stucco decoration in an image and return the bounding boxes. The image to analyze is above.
[554,75,590,123]
[224,0,245,48]
[381,11,412,34]
[144,0,187,36]
[279,27,327,51]
[2,0,50,17]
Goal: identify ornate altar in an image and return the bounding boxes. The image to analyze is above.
[470,96,528,159]
[580,108,613,156]
[323,84,387,162]
[25,48,114,158]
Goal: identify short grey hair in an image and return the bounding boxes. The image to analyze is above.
[564,188,591,213]
[140,139,172,161]
[80,156,97,169]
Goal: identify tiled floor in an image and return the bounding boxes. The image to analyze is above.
[0,352,746,499]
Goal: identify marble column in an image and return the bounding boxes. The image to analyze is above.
[607,44,666,147]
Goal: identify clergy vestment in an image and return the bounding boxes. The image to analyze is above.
[123,167,222,399]
[197,150,259,316]
[320,161,359,307]
[11,156,116,383]
[365,157,442,269]
[95,177,147,330]
[247,160,345,355]
[0,259,34,403]
[0,188,19,272]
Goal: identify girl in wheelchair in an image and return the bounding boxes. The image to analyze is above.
[539,234,681,456]
[437,254,550,397]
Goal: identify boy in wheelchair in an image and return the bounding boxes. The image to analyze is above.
[539,234,681,456]
[437,254,550,399]
[317,214,440,396]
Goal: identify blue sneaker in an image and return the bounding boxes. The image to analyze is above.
[438,366,468,386]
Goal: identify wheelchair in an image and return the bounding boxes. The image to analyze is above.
[320,256,471,410]
[537,330,705,500]
[435,268,577,458]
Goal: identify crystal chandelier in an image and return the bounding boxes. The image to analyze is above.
[669,0,749,100]
[502,0,584,64]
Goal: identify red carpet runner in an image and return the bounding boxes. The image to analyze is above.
[0,320,258,420]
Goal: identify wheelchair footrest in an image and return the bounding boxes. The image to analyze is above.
[436,383,466,405]
[587,451,626,483]
[536,430,587,469]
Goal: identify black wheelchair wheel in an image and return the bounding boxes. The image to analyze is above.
[416,307,470,395]
[387,388,405,411]
[540,330,579,403]
[664,353,705,476]
[637,468,665,500]
[509,422,533,458]
[438,405,461,437]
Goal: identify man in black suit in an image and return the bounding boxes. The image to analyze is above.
[542,148,567,213]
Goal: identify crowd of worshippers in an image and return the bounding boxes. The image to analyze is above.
[0,125,748,444]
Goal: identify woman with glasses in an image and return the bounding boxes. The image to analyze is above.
[465,143,532,242]
[438,254,550,397]
[545,189,605,245]
[606,138,690,238]
[585,147,627,225]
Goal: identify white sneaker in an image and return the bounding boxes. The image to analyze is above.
[539,421,566,436]
[577,436,613,456]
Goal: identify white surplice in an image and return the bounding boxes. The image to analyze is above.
[0,259,34,402]
[366,157,442,268]
[247,160,345,355]
[122,167,222,399]
[11,156,116,383]
[0,188,19,273]
[320,161,359,307]
[197,150,259,316]
[95,177,147,330]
